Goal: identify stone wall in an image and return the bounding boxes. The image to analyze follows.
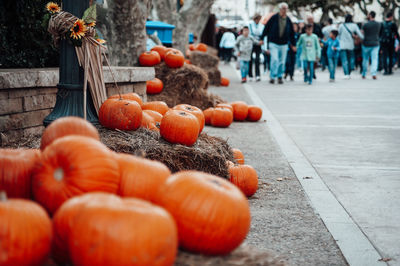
[0,67,154,145]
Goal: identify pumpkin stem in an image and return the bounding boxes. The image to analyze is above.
[54,168,64,181]
[0,191,7,201]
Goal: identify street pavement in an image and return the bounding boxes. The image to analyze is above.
[210,62,400,265]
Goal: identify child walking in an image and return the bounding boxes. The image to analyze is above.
[235,26,257,83]
[296,24,321,84]
[324,30,340,82]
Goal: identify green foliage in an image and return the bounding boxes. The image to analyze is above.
[82,4,97,24]
[0,0,60,68]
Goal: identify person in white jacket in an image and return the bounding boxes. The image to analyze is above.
[219,29,237,63]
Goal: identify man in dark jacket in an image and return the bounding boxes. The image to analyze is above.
[260,2,296,84]
[380,12,399,75]
[362,11,381,79]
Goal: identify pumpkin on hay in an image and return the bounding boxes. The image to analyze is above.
[189,44,195,51]
[164,49,185,68]
[142,101,169,115]
[146,78,164,95]
[203,107,214,125]
[210,107,233,128]
[232,148,245,165]
[230,101,249,121]
[151,45,168,60]
[220,77,230,86]
[195,43,208,52]
[0,149,40,199]
[160,110,200,146]
[155,171,250,255]
[0,192,52,266]
[32,135,120,215]
[141,110,163,131]
[173,104,205,134]
[99,98,142,131]
[247,105,263,122]
[53,193,177,266]
[40,116,99,151]
[109,92,143,106]
[139,51,161,66]
[229,164,259,197]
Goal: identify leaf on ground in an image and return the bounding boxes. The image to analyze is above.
[379,258,392,262]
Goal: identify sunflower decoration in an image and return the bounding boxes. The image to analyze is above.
[70,19,87,40]
[46,2,60,13]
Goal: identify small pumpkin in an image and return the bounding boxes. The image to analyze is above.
[160,110,200,146]
[151,45,168,60]
[210,107,233,128]
[230,101,249,121]
[109,92,143,106]
[141,111,158,131]
[99,98,142,131]
[0,192,52,266]
[185,59,191,64]
[232,148,245,165]
[203,107,214,125]
[142,101,169,115]
[195,43,208,52]
[32,136,120,214]
[146,78,164,94]
[220,77,230,86]
[216,103,233,113]
[189,44,195,51]
[229,165,259,197]
[139,51,161,66]
[247,105,263,122]
[0,149,40,198]
[165,49,185,68]
[155,171,250,255]
[173,104,205,134]
[40,116,99,150]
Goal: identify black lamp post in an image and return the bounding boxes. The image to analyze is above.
[43,0,98,126]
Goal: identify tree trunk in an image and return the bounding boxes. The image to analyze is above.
[97,0,151,66]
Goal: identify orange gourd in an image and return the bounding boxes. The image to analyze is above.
[232,148,244,164]
[165,49,185,68]
[247,105,263,122]
[173,104,205,134]
[160,110,200,146]
[142,101,169,115]
[229,165,259,197]
[195,43,208,52]
[216,103,233,112]
[220,77,230,86]
[146,78,164,94]
[139,51,161,66]
[109,92,143,106]
[203,107,214,125]
[189,44,195,51]
[99,98,142,131]
[210,107,233,128]
[230,101,249,121]
[151,45,168,60]
[141,111,158,131]
[32,136,120,214]
[155,171,250,255]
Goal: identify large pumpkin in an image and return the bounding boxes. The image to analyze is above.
[247,105,263,122]
[232,148,245,164]
[32,135,120,214]
[155,171,250,255]
[230,101,249,121]
[173,104,205,134]
[109,92,143,106]
[220,77,230,86]
[151,45,168,60]
[210,107,233,128]
[203,107,214,125]
[117,154,171,202]
[99,98,142,131]
[0,192,52,265]
[164,49,185,68]
[40,116,99,150]
[229,165,259,197]
[146,78,164,95]
[139,51,161,66]
[142,101,169,115]
[0,149,40,198]
[53,193,178,266]
[160,110,200,146]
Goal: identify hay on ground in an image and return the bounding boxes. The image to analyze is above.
[205,67,222,86]
[189,51,219,69]
[206,46,219,57]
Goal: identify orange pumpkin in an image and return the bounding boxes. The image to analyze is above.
[247,105,263,122]
[139,51,161,66]
[185,59,191,64]
[232,148,244,164]
[0,192,52,265]
[155,171,250,255]
[216,103,233,113]
[220,77,230,86]
[117,154,171,202]
[146,78,164,94]
[230,101,249,121]
[203,107,214,125]
[160,110,200,146]
[40,116,99,150]
[144,109,163,123]
[210,107,233,128]
[53,193,178,266]
[142,101,169,115]
[99,98,142,131]
[109,92,143,106]
[0,149,40,198]
[195,43,208,52]
[229,165,259,197]
[151,45,168,60]
[189,44,195,51]
[141,111,158,131]
[32,136,120,214]
[165,49,185,68]
[173,104,205,134]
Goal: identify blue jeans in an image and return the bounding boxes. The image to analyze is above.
[269,42,288,79]
[240,60,250,79]
[340,49,355,75]
[303,60,314,84]
[328,57,338,79]
[362,45,380,77]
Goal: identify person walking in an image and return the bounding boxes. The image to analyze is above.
[248,14,265,81]
[284,23,300,81]
[380,12,399,75]
[321,18,337,71]
[323,30,340,82]
[260,2,296,84]
[361,11,381,80]
[338,14,363,79]
[219,28,236,64]
[296,24,321,84]
[236,26,257,83]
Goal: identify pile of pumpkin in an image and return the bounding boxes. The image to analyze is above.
[0,116,260,265]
